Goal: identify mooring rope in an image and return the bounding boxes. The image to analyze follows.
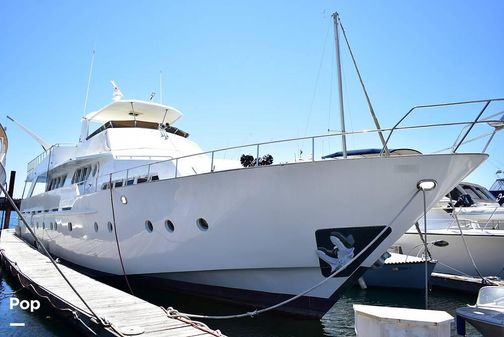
[449,193,495,285]
[108,174,135,295]
[0,182,108,326]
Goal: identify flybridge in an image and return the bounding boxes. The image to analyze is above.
[79,99,183,142]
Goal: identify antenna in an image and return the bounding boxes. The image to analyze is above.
[83,49,96,116]
[7,116,51,151]
[80,49,96,143]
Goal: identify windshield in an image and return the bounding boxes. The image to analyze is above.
[477,286,504,307]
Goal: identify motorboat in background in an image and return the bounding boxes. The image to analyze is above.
[456,286,504,337]
[440,182,504,230]
[394,207,504,278]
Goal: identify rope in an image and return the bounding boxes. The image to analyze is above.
[338,20,389,155]
[449,193,492,284]
[161,307,225,337]
[3,254,133,337]
[10,266,99,335]
[0,181,105,323]
[108,174,135,295]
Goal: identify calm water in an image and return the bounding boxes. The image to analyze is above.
[0,214,483,337]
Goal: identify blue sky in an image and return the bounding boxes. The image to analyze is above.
[1,0,503,197]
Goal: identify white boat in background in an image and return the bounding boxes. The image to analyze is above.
[12,13,500,318]
[394,207,504,278]
[440,182,504,230]
[456,286,504,337]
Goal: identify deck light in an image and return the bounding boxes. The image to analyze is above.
[417,179,437,191]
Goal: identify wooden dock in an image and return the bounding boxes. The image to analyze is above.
[0,229,224,337]
[431,272,504,294]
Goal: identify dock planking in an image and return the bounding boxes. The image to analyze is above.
[0,229,223,337]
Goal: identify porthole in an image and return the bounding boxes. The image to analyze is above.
[108,221,113,232]
[68,222,73,231]
[120,195,128,204]
[145,220,153,233]
[196,218,209,231]
[42,222,45,229]
[36,222,39,229]
[50,222,53,230]
[164,220,175,232]
[54,222,58,231]
[94,222,99,232]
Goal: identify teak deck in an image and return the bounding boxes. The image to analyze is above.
[0,229,223,337]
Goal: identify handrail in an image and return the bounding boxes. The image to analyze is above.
[98,117,504,185]
[382,98,504,155]
[27,98,504,186]
[26,143,75,175]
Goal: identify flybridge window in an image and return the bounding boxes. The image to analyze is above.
[72,165,93,184]
[86,120,189,140]
[47,174,68,191]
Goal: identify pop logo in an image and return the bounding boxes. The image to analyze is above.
[9,297,40,312]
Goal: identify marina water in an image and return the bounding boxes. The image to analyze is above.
[1,214,483,336]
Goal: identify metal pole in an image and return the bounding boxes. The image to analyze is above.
[2,171,16,231]
[311,137,315,161]
[422,189,429,309]
[332,12,347,158]
[256,145,260,167]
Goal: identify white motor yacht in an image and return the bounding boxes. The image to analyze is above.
[394,207,504,278]
[13,13,498,317]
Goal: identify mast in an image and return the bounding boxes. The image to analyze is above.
[332,12,347,158]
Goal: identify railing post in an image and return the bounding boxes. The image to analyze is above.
[147,163,151,177]
[312,137,315,162]
[453,100,491,153]
[256,145,260,167]
[175,159,178,178]
[211,151,215,172]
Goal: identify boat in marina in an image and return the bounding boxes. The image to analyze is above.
[13,13,496,318]
[15,95,488,317]
[361,252,437,289]
[456,286,504,337]
[440,182,504,230]
[394,207,504,278]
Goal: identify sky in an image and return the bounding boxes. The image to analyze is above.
[0,0,503,197]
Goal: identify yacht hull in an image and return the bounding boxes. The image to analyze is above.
[395,230,504,277]
[18,153,486,317]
